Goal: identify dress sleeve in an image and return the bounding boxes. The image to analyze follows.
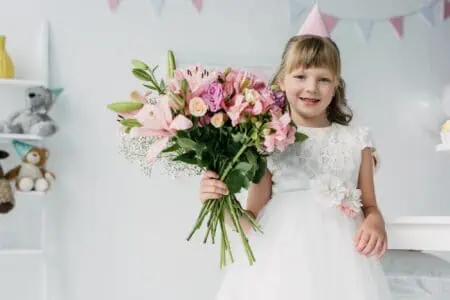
[356,126,380,172]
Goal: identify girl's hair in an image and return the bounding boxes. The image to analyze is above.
[271,35,353,125]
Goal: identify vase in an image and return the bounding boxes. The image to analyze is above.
[0,35,15,79]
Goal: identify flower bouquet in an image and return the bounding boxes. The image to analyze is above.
[107,50,308,268]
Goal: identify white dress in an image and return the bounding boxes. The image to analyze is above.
[215,122,392,300]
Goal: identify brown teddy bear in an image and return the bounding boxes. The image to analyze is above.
[5,140,55,192]
[0,149,15,213]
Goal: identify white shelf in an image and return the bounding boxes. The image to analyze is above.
[15,191,47,196]
[0,79,46,89]
[436,144,450,152]
[0,249,42,255]
[0,133,43,143]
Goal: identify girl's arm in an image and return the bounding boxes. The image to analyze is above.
[358,148,382,217]
[225,169,273,233]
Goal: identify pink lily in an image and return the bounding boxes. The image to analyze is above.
[131,95,193,161]
[167,65,218,97]
[263,109,296,152]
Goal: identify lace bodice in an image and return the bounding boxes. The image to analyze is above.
[267,123,376,196]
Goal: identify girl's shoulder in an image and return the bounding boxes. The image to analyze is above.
[332,122,376,151]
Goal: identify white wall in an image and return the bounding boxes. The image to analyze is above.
[0,0,449,299]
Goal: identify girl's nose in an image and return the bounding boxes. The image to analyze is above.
[305,78,318,92]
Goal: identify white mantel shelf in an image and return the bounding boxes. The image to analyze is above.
[0,133,43,143]
[0,78,46,88]
[386,216,450,251]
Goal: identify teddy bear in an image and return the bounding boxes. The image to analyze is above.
[5,140,55,192]
[0,86,63,137]
[0,149,15,213]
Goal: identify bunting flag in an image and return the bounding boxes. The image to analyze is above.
[389,16,404,38]
[192,0,203,13]
[322,13,339,34]
[149,0,164,15]
[444,0,450,20]
[419,3,436,26]
[288,0,448,42]
[108,0,121,11]
[356,20,374,42]
[290,0,305,23]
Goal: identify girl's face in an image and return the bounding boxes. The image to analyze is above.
[280,66,337,125]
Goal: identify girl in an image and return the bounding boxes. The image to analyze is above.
[199,34,392,299]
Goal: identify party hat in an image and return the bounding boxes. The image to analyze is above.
[296,4,329,37]
[12,140,34,160]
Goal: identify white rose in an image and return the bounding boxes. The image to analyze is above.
[188,97,208,117]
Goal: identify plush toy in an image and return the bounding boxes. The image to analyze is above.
[5,140,55,192]
[0,149,15,213]
[0,86,64,137]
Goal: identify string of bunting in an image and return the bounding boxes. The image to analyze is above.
[291,0,450,40]
[108,0,450,40]
[108,0,203,14]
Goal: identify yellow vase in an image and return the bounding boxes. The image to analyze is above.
[0,35,14,79]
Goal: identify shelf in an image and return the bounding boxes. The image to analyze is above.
[15,191,46,196]
[0,133,43,143]
[436,144,450,152]
[0,78,46,89]
[0,249,42,255]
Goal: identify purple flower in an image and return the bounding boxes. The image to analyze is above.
[202,82,224,113]
[272,90,286,109]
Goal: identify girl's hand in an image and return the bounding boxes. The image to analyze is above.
[199,171,229,204]
[354,209,388,259]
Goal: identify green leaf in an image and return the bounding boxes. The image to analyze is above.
[232,132,248,143]
[199,151,213,169]
[295,132,308,143]
[177,138,204,153]
[225,170,248,194]
[252,156,267,184]
[120,118,142,128]
[172,151,198,165]
[131,59,149,70]
[132,69,153,81]
[167,50,176,79]
[245,150,257,165]
[143,84,157,90]
[234,162,252,174]
[107,102,144,113]
[162,143,180,153]
[180,79,188,97]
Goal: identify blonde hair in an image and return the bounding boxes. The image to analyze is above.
[272,35,353,125]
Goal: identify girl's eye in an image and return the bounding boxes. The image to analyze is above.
[319,78,331,83]
[294,75,305,80]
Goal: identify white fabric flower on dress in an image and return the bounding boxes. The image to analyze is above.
[311,174,363,216]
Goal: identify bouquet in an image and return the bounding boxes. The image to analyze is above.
[107,50,308,268]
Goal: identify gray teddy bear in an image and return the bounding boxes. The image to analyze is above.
[0,86,63,137]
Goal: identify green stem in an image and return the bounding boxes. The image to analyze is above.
[220,142,250,181]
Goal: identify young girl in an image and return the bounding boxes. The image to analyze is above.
[198,30,392,300]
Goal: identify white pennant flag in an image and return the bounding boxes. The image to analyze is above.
[419,3,435,26]
[149,0,164,15]
[356,20,374,42]
[289,0,305,23]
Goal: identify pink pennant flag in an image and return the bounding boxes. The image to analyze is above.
[192,0,203,13]
[322,13,339,34]
[444,0,450,21]
[389,16,404,38]
[108,0,121,11]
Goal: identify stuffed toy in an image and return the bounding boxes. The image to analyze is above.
[0,149,15,213]
[0,86,63,137]
[5,140,55,192]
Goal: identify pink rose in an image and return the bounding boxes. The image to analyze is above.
[202,82,224,113]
